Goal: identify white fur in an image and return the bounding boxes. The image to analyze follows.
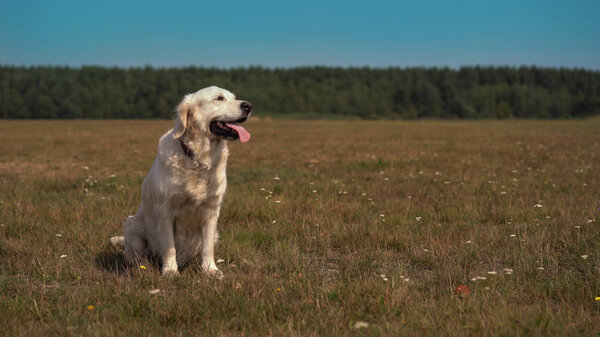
[111,86,250,277]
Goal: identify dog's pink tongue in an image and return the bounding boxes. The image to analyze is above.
[226,123,251,143]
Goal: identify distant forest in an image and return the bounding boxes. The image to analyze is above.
[1,65,599,119]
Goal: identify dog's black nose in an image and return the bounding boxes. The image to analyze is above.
[241,101,252,113]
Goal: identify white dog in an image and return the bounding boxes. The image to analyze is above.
[110,86,252,277]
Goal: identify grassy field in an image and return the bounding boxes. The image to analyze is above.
[1,118,599,336]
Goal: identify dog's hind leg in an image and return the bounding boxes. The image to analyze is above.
[123,215,147,264]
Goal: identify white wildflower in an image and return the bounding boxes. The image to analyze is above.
[353,321,369,329]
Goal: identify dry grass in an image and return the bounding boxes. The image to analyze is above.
[1,118,599,336]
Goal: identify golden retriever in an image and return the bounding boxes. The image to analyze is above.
[110,86,251,277]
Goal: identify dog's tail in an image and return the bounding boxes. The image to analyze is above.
[109,236,124,249]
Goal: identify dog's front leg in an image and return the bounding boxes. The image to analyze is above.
[157,216,178,276]
[201,205,222,278]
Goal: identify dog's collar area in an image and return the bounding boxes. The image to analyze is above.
[180,139,194,159]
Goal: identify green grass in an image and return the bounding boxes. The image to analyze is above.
[0,118,599,336]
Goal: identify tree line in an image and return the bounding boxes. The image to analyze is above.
[1,65,599,119]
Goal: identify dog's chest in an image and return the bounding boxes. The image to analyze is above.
[179,165,226,205]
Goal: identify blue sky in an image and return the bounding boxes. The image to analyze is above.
[1,0,599,69]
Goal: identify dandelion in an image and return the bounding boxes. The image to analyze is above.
[276,288,281,292]
[139,265,147,270]
[455,284,470,296]
[149,289,160,294]
[595,297,600,301]
[353,321,369,329]
[87,305,95,311]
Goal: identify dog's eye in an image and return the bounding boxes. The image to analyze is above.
[215,96,225,101]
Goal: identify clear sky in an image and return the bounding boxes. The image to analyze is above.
[1,0,599,69]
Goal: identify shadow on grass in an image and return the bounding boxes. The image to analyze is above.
[94,247,130,275]
[94,245,165,275]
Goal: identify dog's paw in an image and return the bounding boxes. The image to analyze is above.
[202,261,223,279]
[161,268,179,277]
[109,236,124,248]
[205,268,224,280]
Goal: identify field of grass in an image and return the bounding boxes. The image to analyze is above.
[1,118,599,336]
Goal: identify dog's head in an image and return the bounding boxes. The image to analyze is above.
[173,86,252,143]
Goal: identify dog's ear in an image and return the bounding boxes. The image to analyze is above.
[173,99,191,139]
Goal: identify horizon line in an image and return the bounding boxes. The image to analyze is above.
[2,63,599,72]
